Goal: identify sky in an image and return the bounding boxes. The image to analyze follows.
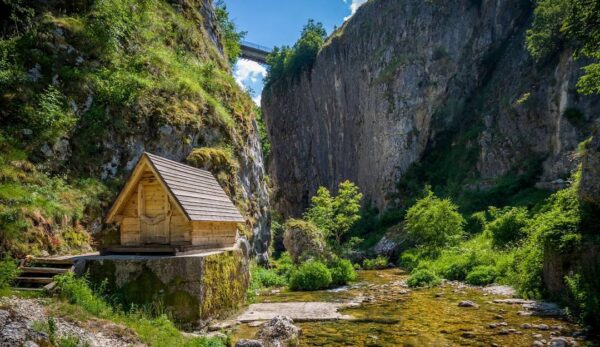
[228,0,368,105]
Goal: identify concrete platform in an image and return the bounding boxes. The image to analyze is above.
[236,302,354,322]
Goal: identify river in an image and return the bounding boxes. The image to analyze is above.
[232,269,594,346]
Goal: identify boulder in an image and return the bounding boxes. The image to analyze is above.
[256,316,301,347]
[458,300,479,308]
[235,340,264,347]
[282,219,325,263]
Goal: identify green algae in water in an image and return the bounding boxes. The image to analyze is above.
[233,269,595,346]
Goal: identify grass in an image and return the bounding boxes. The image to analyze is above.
[51,273,226,347]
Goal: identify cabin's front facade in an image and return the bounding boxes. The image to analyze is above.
[105,153,244,254]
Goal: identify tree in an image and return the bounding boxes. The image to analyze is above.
[265,19,327,86]
[526,0,600,94]
[214,0,246,65]
[305,180,363,247]
[404,189,465,253]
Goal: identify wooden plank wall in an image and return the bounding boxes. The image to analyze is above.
[192,221,237,248]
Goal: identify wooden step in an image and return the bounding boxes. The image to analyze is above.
[13,287,44,292]
[20,267,69,275]
[30,258,74,266]
[16,277,54,284]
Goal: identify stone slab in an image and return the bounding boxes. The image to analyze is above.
[236,302,354,322]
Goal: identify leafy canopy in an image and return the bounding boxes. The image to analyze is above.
[526,0,600,94]
[404,189,465,253]
[304,180,363,247]
[266,19,327,86]
[215,0,247,65]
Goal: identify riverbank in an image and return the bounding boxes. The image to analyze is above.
[230,269,594,346]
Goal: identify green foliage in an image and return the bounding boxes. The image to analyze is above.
[565,272,600,328]
[327,257,357,286]
[53,273,224,347]
[214,0,246,65]
[465,265,498,285]
[304,180,363,247]
[0,253,20,289]
[266,19,327,86]
[527,0,600,94]
[250,262,287,289]
[255,107,271,164]
[289,260,332,291]
[399,250,420,271]
[362,255,389,270]
[404,189,465,253]
[407,269,441,288]
[485,206,529,248]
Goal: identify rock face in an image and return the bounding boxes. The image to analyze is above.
[262,0,600,216]
[0,0,271,259]
[81,249,249,327]
[580,134,600,207]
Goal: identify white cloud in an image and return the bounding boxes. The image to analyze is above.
[234,59,267,88]
[252,94,262,106]
[343,0,368,20]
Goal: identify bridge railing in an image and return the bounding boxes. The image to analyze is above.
[241,41,272,53]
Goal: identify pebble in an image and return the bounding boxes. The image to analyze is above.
[521,323,533,329]
[532,334,543,339]
[532,341,544,347]
[461,332,475,338]
[536,324,550,331]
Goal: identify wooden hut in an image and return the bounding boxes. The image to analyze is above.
[105,152,244,254]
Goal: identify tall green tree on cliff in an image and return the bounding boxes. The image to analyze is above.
[527,0,600,94]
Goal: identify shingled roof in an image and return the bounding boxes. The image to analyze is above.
[106,152,245,223]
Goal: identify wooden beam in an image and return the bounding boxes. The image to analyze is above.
[106,156,151,223]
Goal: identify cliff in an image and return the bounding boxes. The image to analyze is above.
[0,0,270,260]
[262,0,600,216]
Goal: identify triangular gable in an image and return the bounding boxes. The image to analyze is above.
[106,152,245,223]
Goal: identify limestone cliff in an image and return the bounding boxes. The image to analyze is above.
[262,0,600,216]
[0,0,269,259]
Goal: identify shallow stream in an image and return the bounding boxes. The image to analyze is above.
[232,269,594,346]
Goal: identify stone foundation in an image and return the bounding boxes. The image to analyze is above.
[75,249,249,327]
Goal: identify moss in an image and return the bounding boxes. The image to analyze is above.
[200,251,249,319]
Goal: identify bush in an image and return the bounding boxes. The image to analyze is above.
[404,189,465,254]
[407,269,441,288]
[362,255,389,270]
[399,250,420,270]
[328,257,357,286]
[485,207,529,248]
[289,260,332,291]
[0,254,20,289]
[251,263,287,288]
[466,265,498,285]
[54,273,112,317]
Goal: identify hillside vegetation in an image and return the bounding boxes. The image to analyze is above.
[0,0,258,257]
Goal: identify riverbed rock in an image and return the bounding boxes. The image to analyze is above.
[235,340,264,347]
[256,316,300,347]
[282,219,325,263]
[458,300,479,308]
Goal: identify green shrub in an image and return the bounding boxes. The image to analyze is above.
[273,252,295,279]
[399,250,420,270]
[362,255,389,270]
[250,263,287,288]
[0,254,20,289]
[407,269,441,288]
[485,207,529,248]
[54,273,113,317]
[466,265,498,285]
[404,189,465,254]
[289,260,332,291]
[328,257,357,286]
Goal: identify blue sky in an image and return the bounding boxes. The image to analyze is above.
[228,0,368,104]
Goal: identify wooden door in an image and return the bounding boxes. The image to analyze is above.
[138,182,170,244]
